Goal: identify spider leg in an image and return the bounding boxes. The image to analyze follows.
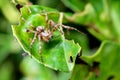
[38,35,42,53]
[38,35,44,62]
[49,20,54,31]
[49,20,64,34]
[55,24,64,34]
[26,28,35,33]
[30,32,38,53]
[61,25,84,35]
[61,25,78,31]
[45,13,49,28]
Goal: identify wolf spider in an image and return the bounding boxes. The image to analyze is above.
[25,13,81,54]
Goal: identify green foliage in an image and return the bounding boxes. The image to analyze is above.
[71,41,120,80]
[64,0,120,42]
[0,0,19,23]
[20,56,57,80]
[61,0,87,12]
[12,5,81,72]
[0,62,13,80]
[0,0,120,80]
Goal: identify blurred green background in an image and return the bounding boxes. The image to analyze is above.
[0,0,73,80]
[0,0,120,80]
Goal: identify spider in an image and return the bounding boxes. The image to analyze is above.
[25,13,61,50]
[25,12,82,55]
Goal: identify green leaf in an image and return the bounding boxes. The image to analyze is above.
[57,72,71,80]
[0,62,13,80]
[65,0,120,42]
[70,64,92,80]
[61,0,87,12]
[64,30,90,55]
[71,41,120,80]
[20,56,57,80]
[0,0,19,24]
[110,1,120,42]
[12,5,81,72]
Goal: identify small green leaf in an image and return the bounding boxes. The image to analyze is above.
[61,0,87,12]
[71,41,120,80]
[12,5,81,72]
[20,56,57,80]
[65,0,120,42]
[64,30,90,55]
[0,62,13,80]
